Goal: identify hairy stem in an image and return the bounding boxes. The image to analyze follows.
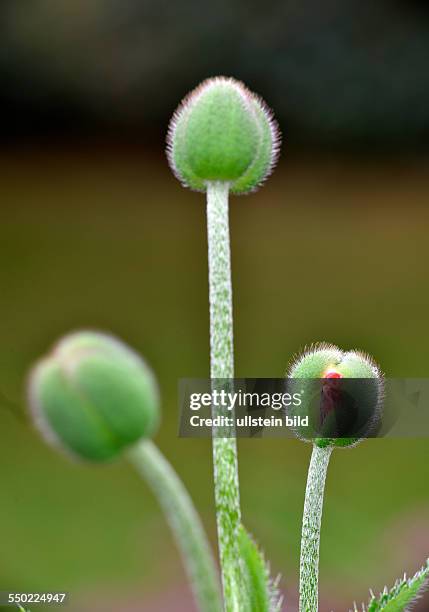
[206,181,242,611]
[299,444,333,612]
[129,439,222,612]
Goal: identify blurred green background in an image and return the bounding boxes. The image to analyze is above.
[1,2,429,611]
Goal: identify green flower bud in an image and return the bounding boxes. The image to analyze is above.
[28,331,160,461]
[167,76,280,194]
[287,343,383,448]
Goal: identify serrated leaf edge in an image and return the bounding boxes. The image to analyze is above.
[349,559,429,612]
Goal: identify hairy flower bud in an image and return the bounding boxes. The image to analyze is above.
[287,343,383,448]
[28,331,160,461]
[167,76,280,194]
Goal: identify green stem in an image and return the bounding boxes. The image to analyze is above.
[206,181,242,611]
[299,444,333,612]
[129,439,222,612]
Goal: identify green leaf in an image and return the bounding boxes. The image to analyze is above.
[351,559,429,611]
[238,525,282,612]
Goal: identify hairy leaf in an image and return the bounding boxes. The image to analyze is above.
[238,525,282,612]
[351,559,429,611]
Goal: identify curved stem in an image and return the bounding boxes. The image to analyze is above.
[206,181,242,611]
[299,444,333,612]
[128,439,222,612]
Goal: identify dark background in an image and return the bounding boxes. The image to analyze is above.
[1,2,429,610]
[2,0,429,150]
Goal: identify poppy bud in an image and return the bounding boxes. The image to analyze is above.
[167,76,280,194]
[28,331,160,461]
[287,343,383,448]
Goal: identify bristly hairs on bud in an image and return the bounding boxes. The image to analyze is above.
[166,76,282,609]
[166,76,284,609]
[287,341,382,381]
[166,76,281,194]
[289,342,383,611]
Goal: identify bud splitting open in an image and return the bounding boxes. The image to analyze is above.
[287,343,383,448]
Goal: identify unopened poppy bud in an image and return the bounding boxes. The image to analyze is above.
[287,343,383,448]
[28,331,160,461]
[167,76,280,194]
